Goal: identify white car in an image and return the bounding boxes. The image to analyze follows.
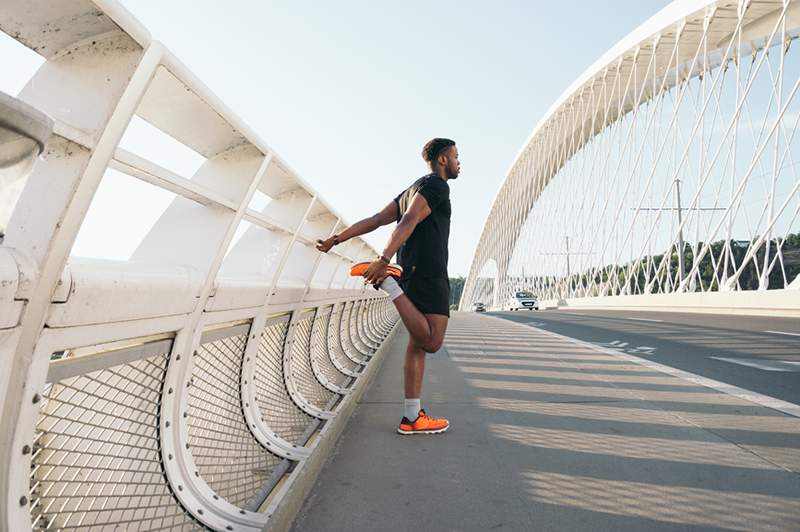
[507,291,538,311]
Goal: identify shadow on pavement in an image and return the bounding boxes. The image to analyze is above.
[292,312,800,532]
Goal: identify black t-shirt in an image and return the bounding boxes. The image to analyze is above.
[393,174,451,279]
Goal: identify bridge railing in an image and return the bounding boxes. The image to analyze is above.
[0,1,398,530]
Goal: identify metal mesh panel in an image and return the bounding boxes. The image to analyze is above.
[187,328,281,509]
[368,301,384,336]
[372,299,396,337]
[348,301,374,355]
[367,300,388,343]
[358,300,376,342]
[340,302,369,364]
[253,319,315,445]
[310,306,351,388]
[30,350,198,531]
[328,304,364,373]
[382,301,398,334]
[357,300,380,352]
[289,310,338,409]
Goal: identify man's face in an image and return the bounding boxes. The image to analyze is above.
[439,145,461,179]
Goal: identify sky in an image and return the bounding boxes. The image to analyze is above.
[2,0,673,276]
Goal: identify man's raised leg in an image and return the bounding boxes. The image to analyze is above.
[372,275,451,434]
[391,294,448,353]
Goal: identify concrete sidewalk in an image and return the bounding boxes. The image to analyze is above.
[291,312,800,532]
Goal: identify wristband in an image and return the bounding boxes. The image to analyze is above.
[378,255,390,265]
[332,234,340,245]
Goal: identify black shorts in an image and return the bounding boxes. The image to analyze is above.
[399,276,450,317]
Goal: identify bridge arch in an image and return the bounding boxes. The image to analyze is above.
[462,0,800,313]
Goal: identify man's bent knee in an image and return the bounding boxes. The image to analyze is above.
[412,335,443,354]
[409,321,446,353]
[423,340,443,353]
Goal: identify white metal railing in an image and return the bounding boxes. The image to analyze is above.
[0,1,398,530]
[461,0,800,316]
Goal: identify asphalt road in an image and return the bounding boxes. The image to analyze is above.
[490,309,800,406]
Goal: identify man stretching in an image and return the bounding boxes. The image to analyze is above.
[316,138,459,435]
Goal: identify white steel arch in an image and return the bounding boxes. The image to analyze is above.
[0,1,398,530]
[461,0,800,315]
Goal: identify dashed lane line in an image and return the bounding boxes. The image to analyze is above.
[710,357,800,372]
[765,330,800,337]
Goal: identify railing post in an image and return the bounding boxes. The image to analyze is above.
[156,148,275,529]
[1,40,163,532]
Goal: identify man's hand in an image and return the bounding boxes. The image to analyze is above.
[315,237,335,253]
[363,258,388,285]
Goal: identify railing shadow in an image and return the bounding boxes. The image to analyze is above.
[441,313,800,531]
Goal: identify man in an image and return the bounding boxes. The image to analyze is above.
[316,138,459,435]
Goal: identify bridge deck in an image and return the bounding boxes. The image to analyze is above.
[292,312,800,532]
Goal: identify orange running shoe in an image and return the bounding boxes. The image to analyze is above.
[349,260,402,279]
[397,409,449,435]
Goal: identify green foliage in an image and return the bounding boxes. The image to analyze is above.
[449,276,465,306]
[511,231,800,294]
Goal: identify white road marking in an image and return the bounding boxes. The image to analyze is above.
[596,343,656,355]
[599,340,641,352]
[711,357,800,372]
[765,330,800,337]
[602,341,629,349]
[628,317,663,323]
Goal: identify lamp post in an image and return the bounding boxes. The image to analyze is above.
[538,236,594,298]
[0,91,54,237]
[634,178,725,291]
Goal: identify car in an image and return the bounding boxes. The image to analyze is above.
[473,302,486,312]
[507,291,538,311]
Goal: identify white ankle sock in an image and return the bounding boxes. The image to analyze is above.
[404,398,421,420]
[378,276,403,301]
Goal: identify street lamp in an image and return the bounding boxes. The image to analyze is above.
[0,91,53,237]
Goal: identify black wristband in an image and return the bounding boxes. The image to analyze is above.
[378,255,390,264]
[332,234,340,245]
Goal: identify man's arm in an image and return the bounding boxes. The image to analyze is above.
[363,192,432,283]
[315,201,397,253]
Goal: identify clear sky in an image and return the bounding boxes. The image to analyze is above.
[2,1,672,276]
